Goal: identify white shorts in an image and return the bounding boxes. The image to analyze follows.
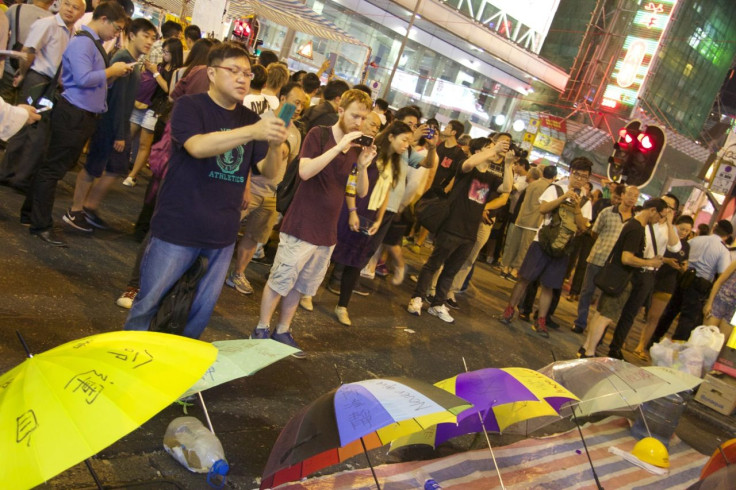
[267,233,334,297]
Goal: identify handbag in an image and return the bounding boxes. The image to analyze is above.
[595,222,654,297]
[594,258,632,297]
[415,188,450,234]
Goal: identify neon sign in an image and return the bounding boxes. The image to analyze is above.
[601,0,677,113]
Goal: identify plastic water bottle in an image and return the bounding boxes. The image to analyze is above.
[424,478,442,489]
[163,416,229,488]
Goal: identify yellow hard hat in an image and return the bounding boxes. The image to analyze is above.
[632,437,670,468]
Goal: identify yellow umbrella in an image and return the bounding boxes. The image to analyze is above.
[0,331,217,490]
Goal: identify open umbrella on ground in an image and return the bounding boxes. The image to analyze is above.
[538,358,702,417]
[538,358,703,489]
[181,339,298,433]
[388,367,579,489]
[260,377,472,489]
[0,330,217,490]
[699,438,736,481]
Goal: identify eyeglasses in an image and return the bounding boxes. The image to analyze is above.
[570,171,590,180]
[211,65,255,79]
[108,20,124,33]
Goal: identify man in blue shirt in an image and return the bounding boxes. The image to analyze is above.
[20,1,131,246]
[649,219,733,345]
[123,42,287,340]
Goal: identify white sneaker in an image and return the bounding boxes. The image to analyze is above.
[122,176,137,187]
[360,262,376,279]
[225,271,254,295]
[390,265,406,286]
[299,295,313,311]
[428,304,454,323]
[407,296,423,316]
[253,243,265,259]
[334,306,352,326]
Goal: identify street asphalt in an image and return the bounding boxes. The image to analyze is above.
[0,167,733,489]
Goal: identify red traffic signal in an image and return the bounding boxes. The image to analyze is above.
[608,120,666,188]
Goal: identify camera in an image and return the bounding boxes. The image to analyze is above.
[509,142,529,159]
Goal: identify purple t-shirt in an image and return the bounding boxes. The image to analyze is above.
[151,93,267,248]
[280,126,361,246]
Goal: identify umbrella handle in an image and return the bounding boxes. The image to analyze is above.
[572,410,604,490]
[360,437,381,490]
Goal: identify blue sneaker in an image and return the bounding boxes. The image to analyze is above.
[249,327,271,340]
[271,331,306,359]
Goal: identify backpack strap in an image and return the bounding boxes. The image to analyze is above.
[648,223,658,256]
[14,5,21,47]
[75,29,110,68]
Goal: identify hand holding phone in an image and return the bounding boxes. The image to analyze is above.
[35,105,52,113]
[277,102,296,126]
[354,135,373,147]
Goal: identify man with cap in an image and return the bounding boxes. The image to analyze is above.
[648,219,733,345]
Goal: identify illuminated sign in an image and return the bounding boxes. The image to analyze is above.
[440,0,561,53]
[601,0,677,113]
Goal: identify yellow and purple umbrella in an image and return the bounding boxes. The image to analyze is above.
[390,367,579,449]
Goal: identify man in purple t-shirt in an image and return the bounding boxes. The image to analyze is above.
[250,89,375,357]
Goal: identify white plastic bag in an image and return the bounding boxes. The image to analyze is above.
[678,346,704,378]
[688,325,725,351]
[686,326,724,374]
[650,338,678,368]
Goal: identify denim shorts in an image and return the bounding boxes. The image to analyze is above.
[130,107,158,132]
[267,233,334,297]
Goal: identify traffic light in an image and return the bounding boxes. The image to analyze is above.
[607,120,666,188]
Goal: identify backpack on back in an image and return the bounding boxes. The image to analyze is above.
[537,185,579,258]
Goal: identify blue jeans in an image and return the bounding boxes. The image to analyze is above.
[123,236,234,339]
[573,263,602,331]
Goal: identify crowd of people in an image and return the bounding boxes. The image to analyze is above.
[1,2,734,362]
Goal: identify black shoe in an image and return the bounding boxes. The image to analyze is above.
[19,216,31,227]
[82,207,109,229]
[62,209,93,232]
[547,317,560,330]
[425,294,435,304]
[352,282,371,296]
[518,312,531,322]
[608,348,624,360]
[577,346,593,359]
[32,230,68,247]
[571,325,585,334]
[446,298,459,309]
[327,278,341,295]
[251,255,273,266]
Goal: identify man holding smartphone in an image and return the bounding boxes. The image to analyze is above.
[225,81,305,295]
[62,17,157,233]
[20,1,132,246]
[249,89,375,357]
[123,42,287,339]
[0,0,86,193]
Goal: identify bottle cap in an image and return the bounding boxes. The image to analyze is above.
[207,459,229,488]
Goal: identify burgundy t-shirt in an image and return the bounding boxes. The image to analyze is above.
[280,126,361,246]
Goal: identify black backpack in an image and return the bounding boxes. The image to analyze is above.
[537,185,579,258]
[276,126,331,214]
[149,256,208,336]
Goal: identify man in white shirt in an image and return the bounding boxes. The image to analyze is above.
[606,193,681,359]
[499,157,594,337]
[0,0,84,192]
[243,62,288,115]
[649,219,733,345]
[1,0,53,102]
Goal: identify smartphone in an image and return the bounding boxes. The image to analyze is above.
[355,135,373,146]
[426,127,436,139]
[277,102,296,126]
[35,105,52,113]
[35,96,54,113]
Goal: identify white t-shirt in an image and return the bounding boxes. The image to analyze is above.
[243,94,279,115]
[533,182,592,242]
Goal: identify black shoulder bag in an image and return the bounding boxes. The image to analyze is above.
[10,5,23,70]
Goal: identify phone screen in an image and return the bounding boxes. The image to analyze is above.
[277,102,296,126]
